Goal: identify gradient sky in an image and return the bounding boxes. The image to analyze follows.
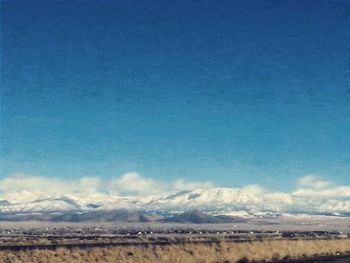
[1,0,349,190]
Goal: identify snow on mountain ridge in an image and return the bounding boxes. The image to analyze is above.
[0,187,349,215]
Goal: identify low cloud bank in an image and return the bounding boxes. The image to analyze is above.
[108,172,214,196]
[0,172,214,202]
[0,173,349,213]
[294,175,350,198]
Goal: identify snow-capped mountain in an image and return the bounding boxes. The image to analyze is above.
[1,187,349,221]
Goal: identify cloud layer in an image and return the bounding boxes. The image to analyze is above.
[294,175,350,198]
[0,172,214,202]
[108,172,214,196]
[0,173,349,214]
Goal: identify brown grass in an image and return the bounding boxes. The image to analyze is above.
[0,238,349,263]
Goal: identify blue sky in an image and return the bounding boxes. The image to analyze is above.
[1,0,349,191]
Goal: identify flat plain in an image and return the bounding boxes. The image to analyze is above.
[1,216,349,262]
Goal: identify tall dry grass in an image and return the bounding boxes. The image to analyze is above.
[0,238,349,263]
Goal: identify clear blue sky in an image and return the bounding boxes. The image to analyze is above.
[1,0,349,190]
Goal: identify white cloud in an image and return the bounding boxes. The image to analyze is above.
[293,175,350,198]
[108,172,167,195]
[297,175,332,189]
[171,178,214,192]
[0,173,101,203]
[293,187,350,198]
[107,172,214,195]
[241,185,265,195]
[0,172,215,201]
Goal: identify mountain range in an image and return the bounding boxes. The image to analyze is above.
[1,188,349,222]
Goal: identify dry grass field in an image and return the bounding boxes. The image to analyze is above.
[1,238,349,263]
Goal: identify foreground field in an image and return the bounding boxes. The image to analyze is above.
[1,218,349,262]
[1,238,350,263]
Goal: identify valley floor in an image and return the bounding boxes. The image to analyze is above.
[1,218,349,262]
